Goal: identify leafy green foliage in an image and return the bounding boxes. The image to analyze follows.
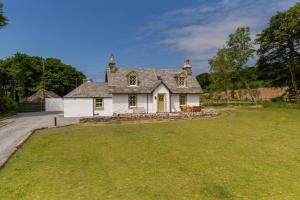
[200,26,259,103]
[0,96,16,114]
[197,67,267,93]
[0,53,86,102]
[0,2,8,28]
[43,57,86,96]
[256,3,300,93]
[196,73,211,91]
[226,27,258,103]
[226,27,255,69]
[209,48,232,96]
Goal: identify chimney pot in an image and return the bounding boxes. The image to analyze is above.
[182,59,192,75]
[108,54,117,72]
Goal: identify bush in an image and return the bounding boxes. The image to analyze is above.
[270,96,285,102]
[0,96,16,115]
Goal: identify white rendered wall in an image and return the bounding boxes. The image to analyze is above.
[152,84,170,112]
[137,94,149,113]
[171,94,200,112]
[171,94,180,112]
[147,94,154,113]
[45,98,64,112]
[64,98,93,117]
[94,98,113,116]
[112,94,132,114]
[112,94,151,114]
[187,94,200,106]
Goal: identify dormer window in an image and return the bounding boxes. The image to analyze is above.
[178,74,186,87]
[128,71,138,86]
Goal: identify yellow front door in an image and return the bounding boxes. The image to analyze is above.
[157,94,165,112]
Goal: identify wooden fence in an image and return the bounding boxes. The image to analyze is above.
[17,102,45,112]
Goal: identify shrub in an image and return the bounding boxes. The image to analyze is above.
[270,96,285,102]
[0,96,16,115]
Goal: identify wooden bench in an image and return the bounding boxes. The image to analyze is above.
[180,105,202,112]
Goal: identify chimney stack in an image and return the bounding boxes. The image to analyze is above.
[83,79,93,84]
[108,54,117,73]
[182,59,192,75]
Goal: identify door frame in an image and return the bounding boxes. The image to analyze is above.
[157,93,166,112]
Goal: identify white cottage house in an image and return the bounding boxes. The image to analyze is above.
[64,55,203,117]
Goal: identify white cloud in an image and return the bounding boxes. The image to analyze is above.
[138,0,299,74]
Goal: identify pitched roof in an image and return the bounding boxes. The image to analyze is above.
[27,90,61,102]
[64,82,112,98]
[65,66,203,97]
[107,67,203,94]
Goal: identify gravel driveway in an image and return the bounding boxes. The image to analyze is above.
[0,112,80,168]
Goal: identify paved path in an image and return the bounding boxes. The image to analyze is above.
[0,112,80,167]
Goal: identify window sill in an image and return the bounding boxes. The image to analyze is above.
[128,106,137,109]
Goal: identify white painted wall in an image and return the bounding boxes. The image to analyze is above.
[112,94,131,114]
[171,94,200,112]
[64,98,93,117]
[112,94,151,114]
[45,98,64,112]
[94,98,113,116]
[152,84,170,112]
[64,92,200,117]
[171,94,180,112]
[187,94,200,106]
[147,94,154,113]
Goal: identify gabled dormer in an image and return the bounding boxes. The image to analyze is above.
[127,71,138,86]
[177,71,187,87]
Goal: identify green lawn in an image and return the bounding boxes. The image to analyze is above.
[1,108,300,199]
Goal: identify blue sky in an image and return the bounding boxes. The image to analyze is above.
[0,0,298,81]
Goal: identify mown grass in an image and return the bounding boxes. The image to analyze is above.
[1,107,300,199]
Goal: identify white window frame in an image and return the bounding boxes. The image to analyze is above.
[128,72,138,86]
[179,94,187,106]
[178,75,186,87]
[94,98,104,110]
[128,94,137,108]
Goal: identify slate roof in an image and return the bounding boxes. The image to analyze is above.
[64,82,112,98]
[107,67,203,94]
[65,66,203,97]
[28,90,61,102]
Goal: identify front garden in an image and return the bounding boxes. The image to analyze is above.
[1,107,300,199]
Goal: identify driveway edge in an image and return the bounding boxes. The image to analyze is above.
[0,127,47,170]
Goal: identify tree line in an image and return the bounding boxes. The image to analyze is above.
[197,2,300,102]
[0,2,85,112]
[0,53,86,102]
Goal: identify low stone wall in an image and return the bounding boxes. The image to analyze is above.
[80,109,219,123]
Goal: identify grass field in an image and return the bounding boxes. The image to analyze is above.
[1,107,300,199]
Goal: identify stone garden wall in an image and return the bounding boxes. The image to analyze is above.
[80,109,219,123]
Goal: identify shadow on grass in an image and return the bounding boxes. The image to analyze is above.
[202,183,234,199]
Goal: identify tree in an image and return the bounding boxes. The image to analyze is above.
[209,48,232,102]
[43,57,86,96]
[196,73,211,92]
[226,26,257,103]
[1,53,44,101]
[256,3,300,101]
[0,2,8,28]
[0,53,86,102]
